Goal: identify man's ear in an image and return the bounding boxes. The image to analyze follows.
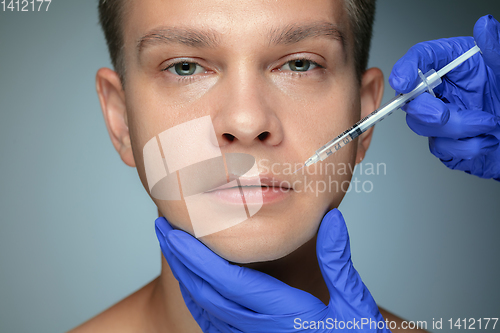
[355,67,384,164]
[96,68,135,167]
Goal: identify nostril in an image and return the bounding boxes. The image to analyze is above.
[223,133,235,142]
[258,132,269,141]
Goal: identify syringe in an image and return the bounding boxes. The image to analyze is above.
[295,44,481,172]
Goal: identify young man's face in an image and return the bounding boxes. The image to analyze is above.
[97,0,383,263]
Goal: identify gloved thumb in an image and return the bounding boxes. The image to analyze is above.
[316,209,365,304]
[316,209,385,323]
[474,15,500,74]
[155,216,183,282]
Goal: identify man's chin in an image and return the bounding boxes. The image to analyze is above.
[198,217,312,264]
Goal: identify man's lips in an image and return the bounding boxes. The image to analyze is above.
[204,174,292,205]
[205,175,292,192]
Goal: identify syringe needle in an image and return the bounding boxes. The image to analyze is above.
[294,165,304,174]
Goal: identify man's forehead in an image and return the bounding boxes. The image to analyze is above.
[125,0,348,46]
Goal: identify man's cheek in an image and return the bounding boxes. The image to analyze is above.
[157,200,195,235]
[295,146,357,202]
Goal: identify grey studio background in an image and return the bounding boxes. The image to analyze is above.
[1,1,499,332]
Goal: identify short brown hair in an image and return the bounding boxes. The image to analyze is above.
[98,0,376,84]
[344,0,376,80]
[98,0,128,83]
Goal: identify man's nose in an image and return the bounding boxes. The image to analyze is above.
[211,69,284,148]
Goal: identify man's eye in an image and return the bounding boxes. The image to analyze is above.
[167,62,205,76]
[281,59,318,72]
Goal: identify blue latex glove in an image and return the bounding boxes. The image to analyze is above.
[155,209,391,332]
[389,15,500,180]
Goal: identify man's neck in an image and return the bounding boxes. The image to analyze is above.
[149,256,204,333]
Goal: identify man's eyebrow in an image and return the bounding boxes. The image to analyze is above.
[136,22,345,56]
[268,22,346,47]
[137,27,221,54]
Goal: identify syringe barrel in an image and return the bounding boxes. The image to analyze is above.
[313,69,442,161]
[357,69,442,132]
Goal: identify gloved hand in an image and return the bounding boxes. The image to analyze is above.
[155,209,391,332]
[389,15,500,180]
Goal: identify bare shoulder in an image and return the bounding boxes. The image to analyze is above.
[68,278,158,333]
[379,307,430,333]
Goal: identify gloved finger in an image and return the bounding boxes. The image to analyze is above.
[167,246,261,328]
[155,217,182,281]
[156,219,234,332]
[429,135,499,160]
[439,157,486,177]
[316,209,380,314]
[190,295,242,333]
[406,102,499,139]
[167,230,324,315]
[474,15,500,74]
[180,267,298,333]
[165,233,301,332]
[156,220,235,332]
[179,282,219,333]
[437,152,500,180]
[402,93,450,127]
[389,37,475,94]
[155,216,174,236]
[184,285,243,333]
[180,279,232,333]
[205,311,245,333]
